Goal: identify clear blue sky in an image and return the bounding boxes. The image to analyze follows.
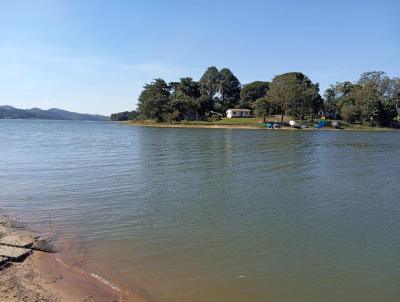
[1,0,399,115]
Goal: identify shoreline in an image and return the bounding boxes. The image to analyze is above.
[120,121,400,132]
[0,214,143,302]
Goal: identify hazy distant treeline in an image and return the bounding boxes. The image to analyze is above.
[111,67,400,127]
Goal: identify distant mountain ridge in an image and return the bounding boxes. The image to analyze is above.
[0,105,109,121]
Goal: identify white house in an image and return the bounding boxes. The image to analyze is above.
[226,109,251,118]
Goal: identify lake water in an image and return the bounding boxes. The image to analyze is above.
[1,119,400,302]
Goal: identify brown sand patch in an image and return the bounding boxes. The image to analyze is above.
[0,251,144,302]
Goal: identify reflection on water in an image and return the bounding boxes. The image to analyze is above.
[1,120,400,302]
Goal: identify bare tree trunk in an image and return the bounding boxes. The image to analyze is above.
[280,111,284,123]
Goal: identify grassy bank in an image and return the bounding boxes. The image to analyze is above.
[122,117,399,131]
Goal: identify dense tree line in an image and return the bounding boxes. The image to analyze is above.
[111,67,400,127]
[323,71,400,126]
[134,67,243,122]
[110,110,140,121]
[253,73,322,123]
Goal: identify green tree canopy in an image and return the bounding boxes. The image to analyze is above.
[323,72,400,126]
[131,69,399,126]
[218,68,241,113]
[137,79,170,122]
[239,81,269,109]
[291,82,322,121]
[252,97,273,123]
[169,77,200,121]
[323,85,337,117]
[324,81,357,119]
[172,77,200,99]
[266,72,321,122]
[357,71,399,123]
[352,82,383,125]
[340,104,358,123]
[110,110,140,121]
[199,66,220,98]
[387,77,400,121]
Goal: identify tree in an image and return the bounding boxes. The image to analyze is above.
[199,66,220,98]
[137,79,170,122]
[266,72,320,122]
[341,104,357,123]
[326,81,357,121]
[196,95,214,116]
[265,74,291,123]
[252,97,273,123]
[173,77,200,99]
[111,110,140,121]
[357,71,399,125]
[386,77,400,121]
[169,77,200,121]
[335,81,357,108]
[239,81,269,109]
[323,85,337,118]
[198,66,220,114]
[353,81,384,125]
[325,73,399,126]
[358,71,390,92]
[218,68,241,113]
[291,82,322,121]
[335,81,356,97]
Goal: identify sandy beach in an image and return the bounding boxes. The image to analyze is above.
[0,215,143,302]
[120,120,400,131]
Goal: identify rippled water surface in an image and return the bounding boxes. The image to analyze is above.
[1,119,400,302]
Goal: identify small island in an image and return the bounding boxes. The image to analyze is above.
[112,68,400,130]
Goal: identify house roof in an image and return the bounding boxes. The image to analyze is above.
[226,109,251,112]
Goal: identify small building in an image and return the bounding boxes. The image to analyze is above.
[226,109,251,118]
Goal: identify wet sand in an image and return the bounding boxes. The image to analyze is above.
[0,215,144,302]
[0,252,128,302]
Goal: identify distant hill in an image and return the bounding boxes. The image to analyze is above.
[0,105,109,121]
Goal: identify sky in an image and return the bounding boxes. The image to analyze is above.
[0,0,399,115]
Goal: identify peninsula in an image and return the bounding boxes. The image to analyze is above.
[111,69,400,130]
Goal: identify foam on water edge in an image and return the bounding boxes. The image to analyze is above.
[55,257,123,293]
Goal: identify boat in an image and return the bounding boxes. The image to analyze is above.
[289,120,301,129]
[314,120,325,129]
[331,121,339,128]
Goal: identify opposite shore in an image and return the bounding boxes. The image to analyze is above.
[119,120,400,132]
